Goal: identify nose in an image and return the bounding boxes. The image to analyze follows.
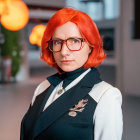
[60,42,70,56]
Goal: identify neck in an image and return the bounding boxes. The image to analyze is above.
[61,67,86,88]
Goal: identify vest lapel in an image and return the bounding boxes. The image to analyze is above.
[22,85,55,140]
[28,85,55,117]
[32,68,101,139]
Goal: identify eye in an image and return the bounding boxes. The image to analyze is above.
[73,39,79,44]
[53,40,62,45]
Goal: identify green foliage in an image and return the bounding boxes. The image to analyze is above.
[0,25,21,77]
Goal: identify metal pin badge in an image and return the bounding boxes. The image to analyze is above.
[68,99,88,117]
[68,111,77,117]
[58,88,65,95]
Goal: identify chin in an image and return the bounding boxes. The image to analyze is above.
[60,66,77,72]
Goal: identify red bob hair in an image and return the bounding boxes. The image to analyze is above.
[41,8,106,72]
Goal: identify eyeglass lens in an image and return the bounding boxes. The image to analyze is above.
[49,38,83,52]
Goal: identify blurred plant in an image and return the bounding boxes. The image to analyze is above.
[0,25,21,78]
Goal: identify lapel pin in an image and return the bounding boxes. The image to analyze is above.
[68,111,77,117]
[68,99,88,117]
[58,88,65,95]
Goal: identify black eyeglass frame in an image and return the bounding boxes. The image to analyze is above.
[47,37,85,52]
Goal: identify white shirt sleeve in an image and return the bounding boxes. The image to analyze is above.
[93,87,123,140]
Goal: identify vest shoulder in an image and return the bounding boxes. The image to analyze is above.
[31,80,50,105]
[89,81,121,103]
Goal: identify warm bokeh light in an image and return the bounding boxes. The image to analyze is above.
[0,0,29,31]
[29,24,46,47]
[0,1,4,16]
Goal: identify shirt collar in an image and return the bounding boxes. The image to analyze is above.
[47,67,101,87]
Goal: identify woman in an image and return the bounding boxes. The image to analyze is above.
[20,8,123,140]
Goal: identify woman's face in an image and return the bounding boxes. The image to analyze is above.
[52,22,91,72]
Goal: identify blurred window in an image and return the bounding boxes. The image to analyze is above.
[66,0,120,21]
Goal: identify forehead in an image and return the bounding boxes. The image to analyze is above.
[52,22,82,39]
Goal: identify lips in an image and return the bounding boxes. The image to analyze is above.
[61,60,73,64]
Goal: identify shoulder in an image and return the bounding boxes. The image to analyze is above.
[31,80,50,105]
[90,81,122,122]
[89,81,122,104]
[89,81,122,119]
[91,82,123,139]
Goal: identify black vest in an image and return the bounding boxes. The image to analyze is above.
[20,68,101,140]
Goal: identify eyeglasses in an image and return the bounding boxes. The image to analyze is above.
[47,37,85,52]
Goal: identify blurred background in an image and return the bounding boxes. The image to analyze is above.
[0,0,140,140]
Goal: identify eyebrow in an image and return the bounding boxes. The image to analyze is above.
[52,37,62,40]
[52,36,82,40]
